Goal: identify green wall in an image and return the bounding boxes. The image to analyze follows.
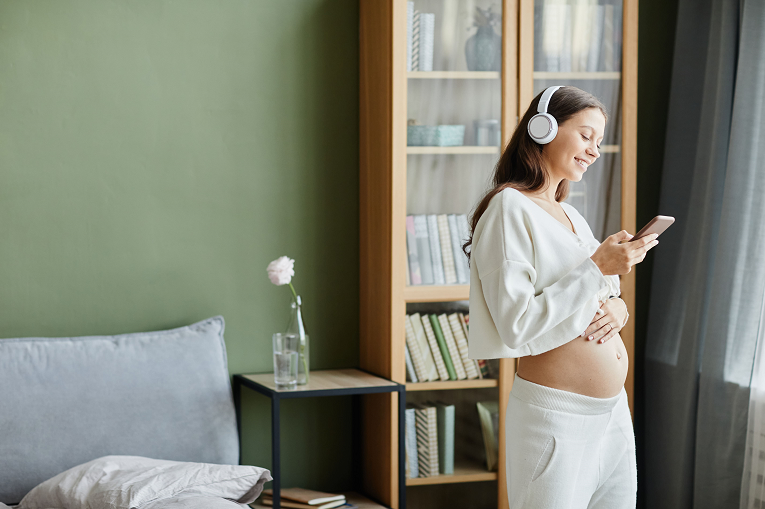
[0,0,359,491]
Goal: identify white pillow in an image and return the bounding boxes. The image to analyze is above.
[17,456,272,509]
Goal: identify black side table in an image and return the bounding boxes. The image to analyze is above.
[233,368,406,509]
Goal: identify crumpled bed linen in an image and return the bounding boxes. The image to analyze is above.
[13,455,271,509]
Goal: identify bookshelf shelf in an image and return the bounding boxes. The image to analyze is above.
[406,379,498,391]
[406,463,498,486]
[403,285,470,303]
[533,72,622,80]
[406,146,500,155]
[408,71,500,80]
[599,145,620,153]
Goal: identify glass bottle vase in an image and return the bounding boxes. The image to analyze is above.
[285,295,310,385]
[465,25,502,72]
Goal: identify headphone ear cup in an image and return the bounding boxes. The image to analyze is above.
[527,113,559,144]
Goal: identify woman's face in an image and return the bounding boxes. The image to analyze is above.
[541,107,605,182]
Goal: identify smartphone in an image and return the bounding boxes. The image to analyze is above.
[628,215,675,242]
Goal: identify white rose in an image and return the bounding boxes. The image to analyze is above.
[267,256,295,286]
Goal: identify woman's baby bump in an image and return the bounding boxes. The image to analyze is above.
[516,332,628,399]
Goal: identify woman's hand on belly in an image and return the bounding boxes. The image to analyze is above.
[581,298,628,344]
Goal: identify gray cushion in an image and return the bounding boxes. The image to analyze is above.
[0,316,239,505]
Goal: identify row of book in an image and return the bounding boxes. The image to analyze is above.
[261,488,356,509]
[405,400,500,478]
[534,1,623,73]
[406,214,471,286]
[405,312,488,383]
[406,2,435,72]
[406,401,454,478]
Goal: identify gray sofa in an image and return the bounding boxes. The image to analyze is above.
[0,316,240,505]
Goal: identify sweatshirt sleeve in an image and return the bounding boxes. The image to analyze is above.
[479,256,610,351]
[606,275,621,299]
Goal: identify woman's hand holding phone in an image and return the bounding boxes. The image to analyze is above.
[591,230,659,275]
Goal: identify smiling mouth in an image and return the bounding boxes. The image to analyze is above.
[575,158,590,169]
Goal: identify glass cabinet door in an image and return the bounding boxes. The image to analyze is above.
[533,0,623,240]
[404,0,504,288]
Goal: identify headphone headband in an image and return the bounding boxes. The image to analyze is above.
[537,86,563,114]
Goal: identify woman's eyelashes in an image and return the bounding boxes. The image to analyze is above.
[581,133,602,150]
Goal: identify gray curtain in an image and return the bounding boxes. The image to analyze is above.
[643,0,765,507]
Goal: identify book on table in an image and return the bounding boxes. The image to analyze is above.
[260,497,347,509]
[262,488,345,506]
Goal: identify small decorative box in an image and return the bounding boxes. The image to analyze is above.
[433,125,465,146]
[407,125,465,146]
[407,125,438,146]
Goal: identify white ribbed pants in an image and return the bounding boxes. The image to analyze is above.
[506,374,637,509]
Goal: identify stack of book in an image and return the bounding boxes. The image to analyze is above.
[405,214,471,286]
[405,401,455,478]
[261,488,354,509]
[404,312,490,383]
[406,2,435,72]
[533,0,623,73]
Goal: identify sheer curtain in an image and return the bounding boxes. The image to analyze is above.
[642,0,765,507]
[743,301,765,508]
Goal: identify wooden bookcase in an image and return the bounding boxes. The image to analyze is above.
[360,1,637,508]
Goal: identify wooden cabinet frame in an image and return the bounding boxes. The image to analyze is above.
[360,1,637,507]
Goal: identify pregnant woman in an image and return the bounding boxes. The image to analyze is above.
[465,86,657,508]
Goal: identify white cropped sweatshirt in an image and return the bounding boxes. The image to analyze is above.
[468,187,620,359]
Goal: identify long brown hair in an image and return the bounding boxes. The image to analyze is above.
[462,86,607,266]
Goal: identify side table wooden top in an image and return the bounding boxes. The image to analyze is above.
[239,368,398,393]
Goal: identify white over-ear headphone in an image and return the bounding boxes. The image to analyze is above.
[527,85,563,144]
